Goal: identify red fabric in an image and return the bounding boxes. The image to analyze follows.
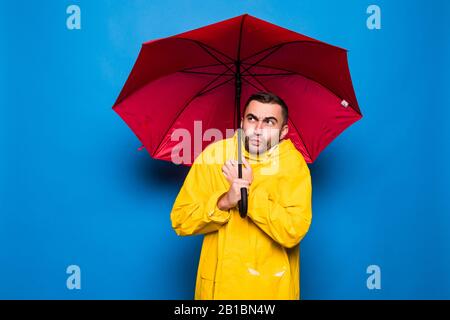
[113,13,362,165]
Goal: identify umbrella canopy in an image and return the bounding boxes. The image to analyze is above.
[112,13,363,216]
[112,13,362,164]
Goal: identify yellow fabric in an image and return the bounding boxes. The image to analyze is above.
[170,130,313,300]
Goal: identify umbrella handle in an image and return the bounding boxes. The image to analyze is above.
[238,187,248,218]
[237,158,248,218]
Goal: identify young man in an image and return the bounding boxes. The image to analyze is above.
[170,92,313,300]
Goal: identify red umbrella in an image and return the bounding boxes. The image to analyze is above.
[112,13,362,217]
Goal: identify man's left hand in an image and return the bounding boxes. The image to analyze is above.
[222,157,253,186]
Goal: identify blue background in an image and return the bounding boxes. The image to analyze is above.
[1,0,449,299]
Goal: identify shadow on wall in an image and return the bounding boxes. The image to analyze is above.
[146,156,191,185]
[129,151,198,299]
[308,151,334,189]
[129,149,191,191]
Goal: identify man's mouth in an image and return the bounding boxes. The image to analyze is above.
[249,138,262,146]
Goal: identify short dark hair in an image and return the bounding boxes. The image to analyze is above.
[243,92,288,126]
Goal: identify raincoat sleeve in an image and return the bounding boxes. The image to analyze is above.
[247,158,312,248]
[170,152,232,236]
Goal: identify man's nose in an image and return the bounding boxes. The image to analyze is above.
[254,120,264,133]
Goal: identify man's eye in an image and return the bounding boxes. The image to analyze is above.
[266,120,275,125]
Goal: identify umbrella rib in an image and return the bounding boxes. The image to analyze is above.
[236,14,246,61]
[240,76,265,92]
[180,62,234,72]
[176,37,235,63]
[242,72,269,92]
[180,70,235,76]
[193,41,236,76]
[241,42,286,63]
[196,76,234,97]
[240,40,345,64]
[242,62,360,115]
[194,40,235,62]
[287,118,313,162]
[242,72,296,76]
[152,70,233,157]
[241,70,271,93]
[240,45,283,75]
[198,45,235,75]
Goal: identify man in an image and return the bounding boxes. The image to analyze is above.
[170,92,312,300]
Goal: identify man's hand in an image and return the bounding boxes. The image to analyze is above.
[222,157,253,185]
[217,178,250,211]
[218,157,253,211]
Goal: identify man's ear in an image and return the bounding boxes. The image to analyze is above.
[280,124,289,140]
[240,118,243,129]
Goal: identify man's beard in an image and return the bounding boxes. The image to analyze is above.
[243,132,281,156]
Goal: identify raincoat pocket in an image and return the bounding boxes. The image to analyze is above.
[199,276,215,300]
[224,251,291,300]
[199,234,218,280]
[235,263,291,299]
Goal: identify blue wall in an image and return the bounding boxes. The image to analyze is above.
[1,0,449,299]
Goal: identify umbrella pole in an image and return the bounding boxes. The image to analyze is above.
[235,61,248,218]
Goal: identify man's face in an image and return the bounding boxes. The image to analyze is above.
[241,100,288,155]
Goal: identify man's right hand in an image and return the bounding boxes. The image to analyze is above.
[217,178,250,211]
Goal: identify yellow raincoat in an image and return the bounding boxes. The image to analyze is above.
[170,130,312,300]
